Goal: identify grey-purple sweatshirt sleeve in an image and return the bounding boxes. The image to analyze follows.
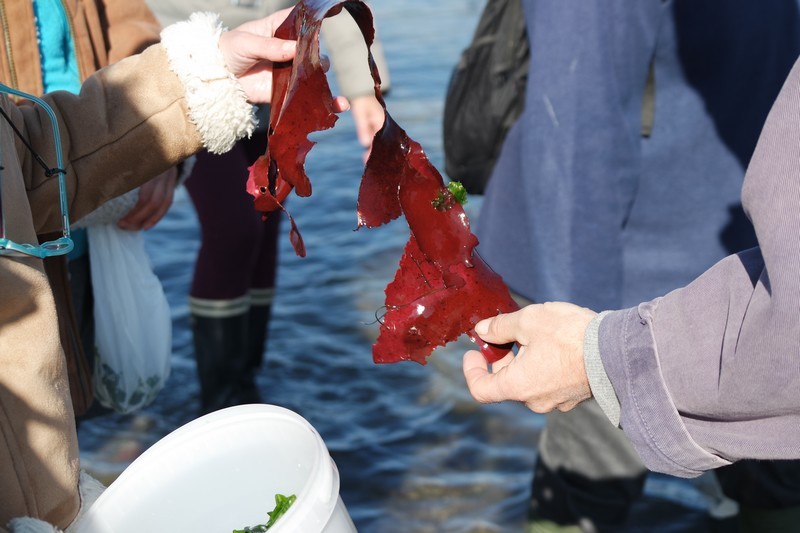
[593,56,800,478]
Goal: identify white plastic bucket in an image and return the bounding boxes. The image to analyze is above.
[76,404,356,533]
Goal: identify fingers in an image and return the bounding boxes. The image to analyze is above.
[333,96,350,113]
[474,309,529,346]
[116,193,152,230]
[117,169,177,230]
[464,303,597,415]
[224,34,355,108]
[218,12,297,91]
[262,37,298,64]
[224,8,296,69]
[232,7,294,38]
[462,350,516,404]
[462,350,493,402]
[350,95,385,148]
[265,7,295,32]
[488,348,516,373]
[221,31,297,75]
[117,187,165,230]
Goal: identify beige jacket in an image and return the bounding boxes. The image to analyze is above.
[0,0,164,416]
[0,0,161,90]
[0,13,254,529]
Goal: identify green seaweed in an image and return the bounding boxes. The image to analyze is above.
[432,181,469,211]
[233,494,297,532]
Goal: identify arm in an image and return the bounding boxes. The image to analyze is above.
[98,0,181,230]
[98,0,163,61]
[464,56,800,477]
[597,56,800,477]
[321,5,390,152]
[101,0,178,230]
[16,11,304,233]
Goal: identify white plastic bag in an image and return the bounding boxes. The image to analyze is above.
[87,224,172,414]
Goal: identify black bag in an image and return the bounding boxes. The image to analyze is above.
[443,0,529,194]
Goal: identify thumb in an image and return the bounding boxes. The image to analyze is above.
[463,350,514,404]
[474,311,523,346]
[220,31,296,77]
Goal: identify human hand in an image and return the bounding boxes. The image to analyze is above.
[463,302,597,413]
[350,94,385,161]
[219,8,348,112]
[117,167,178,230]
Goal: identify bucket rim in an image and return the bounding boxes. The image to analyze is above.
[82,404,343,532]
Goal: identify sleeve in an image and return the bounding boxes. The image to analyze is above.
[597,57,800,477]
[19,13,253,233]
[321,4,391,99]
[583,311,620,425]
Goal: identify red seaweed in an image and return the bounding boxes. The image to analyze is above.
[375,236,518,365]
[248,0,519,365]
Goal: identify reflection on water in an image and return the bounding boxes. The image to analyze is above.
[78,1,541,531]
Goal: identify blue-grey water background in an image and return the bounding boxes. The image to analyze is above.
[77,1,721,531]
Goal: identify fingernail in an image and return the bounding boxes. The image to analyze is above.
[474,320,489,336]
[283,41,296,52]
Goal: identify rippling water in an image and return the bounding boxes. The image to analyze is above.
[78,2,542,531]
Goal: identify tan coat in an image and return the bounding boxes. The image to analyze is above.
[0,44,200,530]
[0,0,163,416]
[0,0,161,90]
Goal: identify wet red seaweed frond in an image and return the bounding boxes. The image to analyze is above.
[248,0,519,365]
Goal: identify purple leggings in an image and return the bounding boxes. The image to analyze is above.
[185,135,280,301]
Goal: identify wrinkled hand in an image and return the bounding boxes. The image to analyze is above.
[117,167,178,230]
[350,94,385,161]
[463,302,597,413]
[219,8,348,112]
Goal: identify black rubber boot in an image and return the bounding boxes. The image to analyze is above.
[191,312,261,414]
[246,303,271,377]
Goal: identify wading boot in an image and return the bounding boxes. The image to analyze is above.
[246,288,274,381]
[190,296,261,414]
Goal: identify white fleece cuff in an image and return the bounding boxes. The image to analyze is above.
[160,12,255,154]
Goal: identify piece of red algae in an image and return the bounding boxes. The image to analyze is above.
[374,237,518,365]
[247,0,519,365]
